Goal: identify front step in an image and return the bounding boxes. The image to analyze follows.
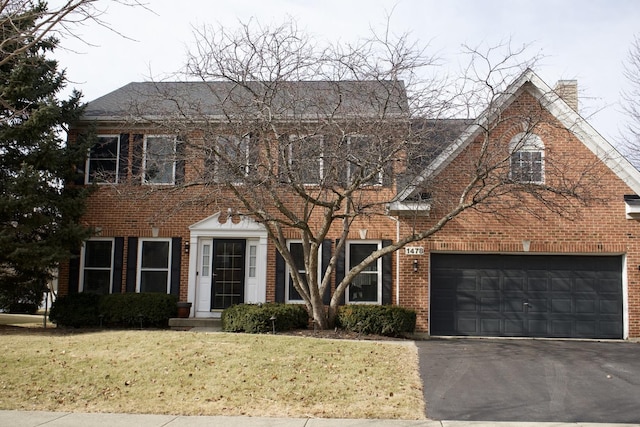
[169,317,222,331]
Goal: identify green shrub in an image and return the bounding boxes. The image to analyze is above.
[336,305,416,337]
[222,303,308,333]
[50,292,178,328]
[0,275,48,314]
[49,293,102,327]
[99,293,178,327]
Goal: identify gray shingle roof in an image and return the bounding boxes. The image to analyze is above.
[81,80,409,121]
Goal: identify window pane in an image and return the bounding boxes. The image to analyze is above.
[349,272,378,302]
[288,242,305,301]
[83,270,111,295]
[84,241,113,268]
[202,244,210,277]
[350,243,378,271]
[92,136,119,158]
[511,150,544,183]
[141,241,169,268]
[88,136,119,183]
[349,243,379,303]
[249,245,257,278]
[291,135,322,184]
[145,136,175,184]
[140,271,168,293]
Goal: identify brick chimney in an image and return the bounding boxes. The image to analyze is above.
[554,80,578,112]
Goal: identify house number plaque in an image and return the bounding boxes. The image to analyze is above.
[404,247,425,255]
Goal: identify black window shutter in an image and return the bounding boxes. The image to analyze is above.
[72,133,88,185]
[275,250,285,303]
[118,134,129,183]
[382,240,392,305]
[321,239,332,305]
[112,237,124,293]
[335,239,345,305]
[170,237,182,296]
[125,237,138,292]
[68,251,80,294]
[175,136,185,185]
[131,134,144,184]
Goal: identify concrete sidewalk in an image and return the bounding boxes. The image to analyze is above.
[1,411,638,427]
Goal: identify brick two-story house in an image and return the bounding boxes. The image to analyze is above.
[62,69,640,339]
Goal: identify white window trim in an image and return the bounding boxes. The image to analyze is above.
[136,238,172,293]
[285,240,322,303]
[142,135,176,185]
[85,134,121,185]
[346,134,383,186]
[509,132,545,184]
[79,237,115,293]
[345,240,382,305]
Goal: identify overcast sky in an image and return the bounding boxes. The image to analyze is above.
[54,0,640,145]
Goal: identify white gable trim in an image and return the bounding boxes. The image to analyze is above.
[396,69,640,207]
[189,212,267,238]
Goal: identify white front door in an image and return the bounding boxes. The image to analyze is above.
[187,212,268,318]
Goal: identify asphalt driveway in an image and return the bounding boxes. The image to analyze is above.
[416,338,640,423]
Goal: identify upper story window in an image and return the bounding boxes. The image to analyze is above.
[283,134,324,185]
[346,135,383,185]
[509,132,544,184]
[80,238,114,294]
[143,135,176,185]
[207,134,251,182]
[86,135,120,184]
[346,241,382,304]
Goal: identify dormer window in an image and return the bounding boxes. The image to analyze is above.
[509,132,544,184]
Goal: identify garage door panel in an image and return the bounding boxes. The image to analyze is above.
[457,318,479,334]
[576,299,596,314]
[551,298,572,313]
[480,297,500,311]
[430,254,623,339]
[600,299,621,314]
[504,319,525,335]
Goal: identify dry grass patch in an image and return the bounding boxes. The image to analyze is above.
[0,330,425,419]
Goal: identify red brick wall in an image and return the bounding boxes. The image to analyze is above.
[397,89,640,337]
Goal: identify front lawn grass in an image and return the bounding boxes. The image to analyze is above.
[0,330,425,419]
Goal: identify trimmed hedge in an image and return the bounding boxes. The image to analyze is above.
[99,293,178,327]
[49,292,178,328]
[222,303,308,333]
[49,293,102,327]
[336,305,416,337]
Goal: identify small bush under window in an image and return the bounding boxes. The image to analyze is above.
[336,305,416,337]
[222,303,308,333]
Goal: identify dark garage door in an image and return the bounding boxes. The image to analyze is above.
[430,254,623,339]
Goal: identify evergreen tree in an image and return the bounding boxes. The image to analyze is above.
[0,2,92,313]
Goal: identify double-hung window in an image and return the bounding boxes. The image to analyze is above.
[80,239,114,294]
[509,133,544,184]
[286,135,323,185]
[346,241,382,304]
[143,135,176,184]
[346,135,382,185]
[285,241,322,303]
[137,238,171,293]
[86,135,120,184]
[214,134,251,182]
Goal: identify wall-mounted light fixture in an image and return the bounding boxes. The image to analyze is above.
[413,259,419,272]
[184,242,190,254]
